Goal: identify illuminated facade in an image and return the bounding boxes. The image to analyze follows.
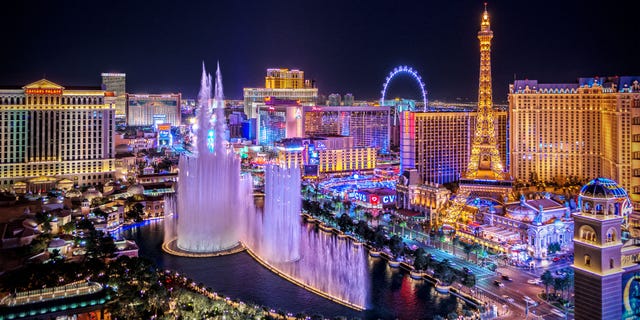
[303,105,391,153]
[276,137,376,176]
[399,110,507,185]
[509,76,640,209]
[265,68,306,89]
[256,102,304,146]
[396,168,451,217]
[101,73,126,118]
[0,79,116,190]
[572,178,640,320]
[243,68,317,118]
[439,5,513,228]
[126,93,181,127]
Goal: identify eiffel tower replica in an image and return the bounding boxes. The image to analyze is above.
[439,4,514,229]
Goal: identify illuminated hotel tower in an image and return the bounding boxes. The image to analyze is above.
[509,76,640,210]
[0,79,116,192]
[440,4,513,227]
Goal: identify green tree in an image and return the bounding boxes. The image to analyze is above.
[452,236,460,256]
[61,221,76,234]
[49,248,64,262]
[541,270,555,300]
[85,229,116,260]
[462,242,472,261]
[548,242,561,254]
[470,242,482,263]
[93,207,108,219]
[462,273,476,288]
[413,248,427,270]
[77,218,95,231]
[389,235,404,257]
[127,202,145,222]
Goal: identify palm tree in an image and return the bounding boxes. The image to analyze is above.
[452,236,460,257]
[462,242,472,261]
[541,270,554,300]
[470,243,482,263]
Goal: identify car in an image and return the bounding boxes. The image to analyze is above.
[552,257,560,262]
[501,275,512,281]
[501,295,515,303]
[463,267,473,274]
[527,279,541,285]
[523,296,538,306]
[493,280,504,287]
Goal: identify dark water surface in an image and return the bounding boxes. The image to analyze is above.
[120,220,464,319]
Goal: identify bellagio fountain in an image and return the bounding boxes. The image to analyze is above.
[163,63,368,310]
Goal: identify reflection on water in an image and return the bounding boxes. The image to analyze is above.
[119,220,465,319]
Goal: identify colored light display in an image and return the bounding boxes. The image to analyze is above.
[380,65,428,110]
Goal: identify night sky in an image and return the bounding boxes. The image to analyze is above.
[1,0,637,103]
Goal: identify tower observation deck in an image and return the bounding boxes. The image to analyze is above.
[439,4,514,228]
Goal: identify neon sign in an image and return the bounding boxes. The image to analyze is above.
[382,195,396,204]
[25,88,62,95]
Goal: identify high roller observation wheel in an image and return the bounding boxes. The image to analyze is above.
[380,66,428,111]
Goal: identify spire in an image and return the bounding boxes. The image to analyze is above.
[481,2,491,31]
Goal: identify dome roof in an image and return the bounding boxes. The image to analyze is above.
[579,177,628,199]
[504,203,536,222]
[82,187,103,201]
[127,184,144,195]
[49,238,66,248]
[65,188,83,199]
[115,144,132,153]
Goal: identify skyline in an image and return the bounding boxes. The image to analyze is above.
[1,0,638,102]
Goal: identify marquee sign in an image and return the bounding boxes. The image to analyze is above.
[25,88,62,95]
[348,191,396,206]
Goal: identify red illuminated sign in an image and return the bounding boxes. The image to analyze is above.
[25,88,62,95]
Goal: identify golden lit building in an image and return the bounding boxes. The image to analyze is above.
[303,105,391,153]
[126,93,181,127]
[399,109,507,185]
[265,68,306,89]
[0,79,116,191]
[509,76,640,209]
[275,137,376,177]
[243,68,317,118]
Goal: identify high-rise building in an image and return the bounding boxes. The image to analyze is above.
[101,73,126,119]
[327,93,341,106]
[343,93,354,107]
[509,76,640,209]
[303,105,390,153]
[399,109,507,185]
[256,102,304,146]
[0,79,116,191]
[243,68,317,118]
[275,137,377,177]
[265,68,306,89]
[126,93,181,127]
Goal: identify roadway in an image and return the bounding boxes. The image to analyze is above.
[474,264,572,320]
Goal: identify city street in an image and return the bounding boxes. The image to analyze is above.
[473,265,572,320]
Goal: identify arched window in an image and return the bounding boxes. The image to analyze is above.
[595,204,603,214]
[579,225,597,243]
[606,227,617,243]
[584,254,591,267]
